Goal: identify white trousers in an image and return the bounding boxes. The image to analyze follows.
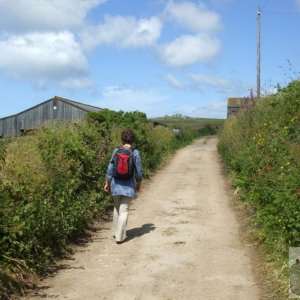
[112,196,131,242]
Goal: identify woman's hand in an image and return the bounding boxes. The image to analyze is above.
[104,180,110,193]
[136,182,142,192]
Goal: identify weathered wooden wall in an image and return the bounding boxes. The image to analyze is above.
[0,98,98,137]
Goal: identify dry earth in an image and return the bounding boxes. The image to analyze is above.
[25,137,260,300]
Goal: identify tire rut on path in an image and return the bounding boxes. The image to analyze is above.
[26,137,260,300]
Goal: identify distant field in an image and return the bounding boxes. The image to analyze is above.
[149,117,225,131]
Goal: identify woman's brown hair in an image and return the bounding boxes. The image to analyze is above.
[121,129,136,145]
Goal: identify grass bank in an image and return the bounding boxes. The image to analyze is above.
[218,80,300,298]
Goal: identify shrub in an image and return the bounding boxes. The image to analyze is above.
[198,124,217,136]
[218,80,300,251]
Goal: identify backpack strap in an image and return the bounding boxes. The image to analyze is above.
[121,146,135,153]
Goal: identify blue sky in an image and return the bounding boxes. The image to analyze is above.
[0,0,300,119]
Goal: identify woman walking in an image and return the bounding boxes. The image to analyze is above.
[104,129,143,244]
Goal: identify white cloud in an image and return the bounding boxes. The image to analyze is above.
[102,85,168,104]
[164,72,229,91]
[174,101,227,118]
[190,73,249,94]
[164,72,250,95]
[165,1,221,32]
[189,73,230,91]
[157,34,220,67]
[0,31,90,88]
[160,1,222,68]
[60,78,93,89]
[81,16,162,49]
[100,85,169,112]
[164,74,186,89]
[296,0,300,10]
[0,0,105,33]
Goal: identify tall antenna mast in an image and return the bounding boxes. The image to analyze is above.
[257,6,261,99]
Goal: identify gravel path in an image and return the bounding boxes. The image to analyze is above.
[26,137,260,300]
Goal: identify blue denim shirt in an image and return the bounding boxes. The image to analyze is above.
[106,147,143,198]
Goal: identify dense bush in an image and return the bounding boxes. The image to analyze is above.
[198,124,217,136]
[218,80,300,253]
[0,109,197,298]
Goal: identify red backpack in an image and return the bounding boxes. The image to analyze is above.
[112,147,135,180]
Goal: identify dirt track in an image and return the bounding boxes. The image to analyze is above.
[27,137,260,300]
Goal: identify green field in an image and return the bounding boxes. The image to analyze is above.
[149,116,225,133]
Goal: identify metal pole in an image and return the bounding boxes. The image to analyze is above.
[257,6,261,99]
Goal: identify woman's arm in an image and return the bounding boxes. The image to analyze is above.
[134,150,143,191]
[104,148,117,192]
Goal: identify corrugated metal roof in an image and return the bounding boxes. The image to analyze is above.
[56,96,101,112]
[227,97,257,108]
[0,96,102,120]
[228,98,242,107]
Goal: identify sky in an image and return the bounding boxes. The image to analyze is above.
[0,0,300,119]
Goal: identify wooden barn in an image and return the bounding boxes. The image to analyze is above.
[227,97,257,118]
[0,96,101,138]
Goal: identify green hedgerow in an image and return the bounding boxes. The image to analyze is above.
[0,109,198,299]
[218,80,300,250]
